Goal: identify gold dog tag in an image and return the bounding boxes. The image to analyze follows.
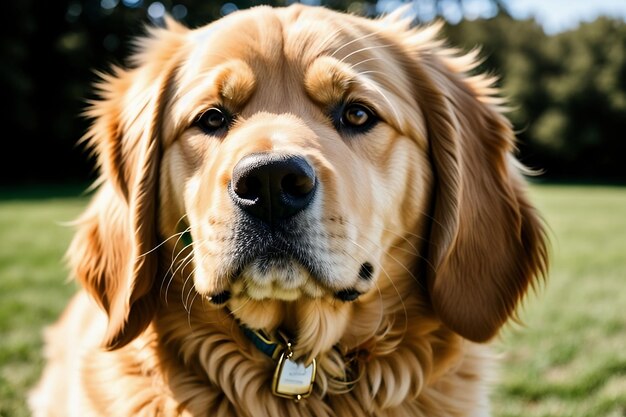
[272,350,316,401]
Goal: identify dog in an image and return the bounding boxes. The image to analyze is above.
[30,5,548,417]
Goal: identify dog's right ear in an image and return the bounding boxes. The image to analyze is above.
[68,20,186,350]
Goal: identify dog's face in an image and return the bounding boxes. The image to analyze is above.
[76,5,546,352]
[163,7,431,325]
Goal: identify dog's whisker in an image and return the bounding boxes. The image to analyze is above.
[343,238,410,341]
[349,231,431,292]
[180,254,201,312]
[187,290,199,329]
[314,26,345,55]
[163,232,194,297]
[161,247,191,305]
[332,219,433,296]
[330,27,387,58]
[169,246,193,280]
[328,214,422,254]
[184,279,196,312]
[156,220,193,302]
[162,244,192,299]
[334,215,425,254]
[336,247,388,347]
[347,56,387,71]
[338,43,395,65]
[183,252,210,311]
[160,273,174,306]
[164,250,194,305]
[139,228,188,257]
[170,225,193,266]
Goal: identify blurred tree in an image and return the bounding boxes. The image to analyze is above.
[537,18,626,179]
[445,14,626,180]
[1,0,89,184]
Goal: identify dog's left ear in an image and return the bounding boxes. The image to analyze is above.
[397,24,548,342]
[69,20,186,349]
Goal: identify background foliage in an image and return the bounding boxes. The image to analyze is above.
[2,0,625,184]
[446,14,626,180]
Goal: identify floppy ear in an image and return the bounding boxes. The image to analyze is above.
[68,22,185,350]
[404,31,548,342]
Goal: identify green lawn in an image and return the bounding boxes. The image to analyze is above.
[0,184,625,417]
[0,186,86,417]
[493,185,626,417]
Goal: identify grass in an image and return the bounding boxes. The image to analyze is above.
[492,185,626,417]
[0,184,625,417]
[0,187,86,417]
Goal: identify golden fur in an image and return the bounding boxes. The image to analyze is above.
[30,5,547,417]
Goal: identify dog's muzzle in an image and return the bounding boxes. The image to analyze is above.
[202,152,366,304]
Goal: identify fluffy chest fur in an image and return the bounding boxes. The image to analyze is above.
[36,289,491,417]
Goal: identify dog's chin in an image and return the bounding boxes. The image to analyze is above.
[231,260,326,301]
[224,268,354,360]
[195,255,364,339]
[221,259,335,333]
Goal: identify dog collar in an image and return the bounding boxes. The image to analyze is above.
[241,325,282,360]
[241,325,317,401]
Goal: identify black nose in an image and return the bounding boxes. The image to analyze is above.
[230,153,317,225]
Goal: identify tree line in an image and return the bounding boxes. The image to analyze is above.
[445,14,626,181]
[2,1,624,184]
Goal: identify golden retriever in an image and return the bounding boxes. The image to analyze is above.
[30,5,548,417]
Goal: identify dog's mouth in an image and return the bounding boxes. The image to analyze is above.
[207,251,364,304]
[232,254,326,301]
[196,218,371,305]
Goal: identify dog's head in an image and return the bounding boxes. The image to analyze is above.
[71,5,547,352]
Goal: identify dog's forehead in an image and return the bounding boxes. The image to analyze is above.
[185,6,382,71]
[187,8,283,63]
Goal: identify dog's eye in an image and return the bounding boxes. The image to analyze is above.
[336,103,378,134]
[196,108,231,135]
[343,104,370,126]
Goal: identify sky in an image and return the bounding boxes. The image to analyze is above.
[507,0,626,34]
[374,0,626,34]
